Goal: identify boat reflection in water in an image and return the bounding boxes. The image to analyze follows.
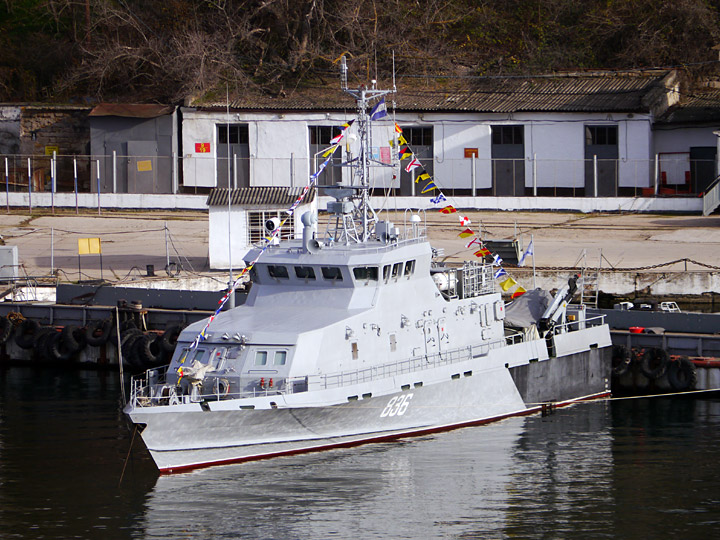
[138,402,614,540]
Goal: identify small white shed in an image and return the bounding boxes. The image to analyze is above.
[207,186,317,270]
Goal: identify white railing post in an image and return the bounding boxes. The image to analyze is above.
[112,150,117,193]
[654,153,659,196]
[532,153,537,196]
[471,154,476,197]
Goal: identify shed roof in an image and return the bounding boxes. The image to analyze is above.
[193,71,673,114]
[655,87,720,125]
[206,186,316,207]
[89,103,175,118]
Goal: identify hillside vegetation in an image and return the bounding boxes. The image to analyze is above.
[2,0,720,103]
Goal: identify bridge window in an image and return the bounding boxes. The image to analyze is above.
[321,266,343,281]
[383,265,391,282]
[274,351,287,365]
[267,265,289,279]
[391,262,402,278]
[254,351,268,366]
[353,266,379,281]
[294,266,316,280]
[404,260,416,276]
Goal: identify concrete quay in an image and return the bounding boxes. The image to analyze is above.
[0,208,718,301]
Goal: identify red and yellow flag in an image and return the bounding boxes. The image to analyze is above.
[511,286,527,299]
[458,228,474,238]
[474,247,490,257]
[440,206,457,214]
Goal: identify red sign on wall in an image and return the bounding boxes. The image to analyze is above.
[195,142,211,153]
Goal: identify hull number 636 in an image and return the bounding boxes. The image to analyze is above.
[380,393,414,417]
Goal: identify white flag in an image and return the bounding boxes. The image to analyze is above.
[518,239,534,266]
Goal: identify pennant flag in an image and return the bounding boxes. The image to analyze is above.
[495,268,508,279]
[466,237,482,248]
[458,228,474,238]
[440,205,457,214]
[511,286,527,299]
[399,146,412,160]
[492,254,503,266]
[415,172,431,184]
[395,123,403,134]
[370,98,388,120]
[322,144,340,157]
[459,215,471,227]
[499,276,518,292]
[329,119,355,144]
[518,239,534,266]
[405,157,421,173]
[430,193,447,205]
[474,248,490,257]
[421,181,437,193]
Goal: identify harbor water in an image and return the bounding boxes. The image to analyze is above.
[1,366,719,540]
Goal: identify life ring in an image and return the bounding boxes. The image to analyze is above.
[640,347,669,379]
[85,318,112,346]
[667,357,697,391]
[15,318,40,349]
[611,345,632,376]
[0,315,13,344]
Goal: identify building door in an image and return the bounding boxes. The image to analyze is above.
[491,125,525,196]
[399,127,433,196]
[309,126,343,186]
[127,140,157,193]
[217,124,250,188]
[100,141,128,193]
[689,146,717,195]
[584,125,618,196]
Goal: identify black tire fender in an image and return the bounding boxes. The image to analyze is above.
[15,319,40,350]
[85,319,112,346]
[160,325,183,354]
[668,357,697,391]
[0,315,13,344]
[61,325,86,354]
[611,345,632,376]
[640,348,669,379]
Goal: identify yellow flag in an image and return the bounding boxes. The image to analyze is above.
[415,172,430,184]
[500,276,517,292]
[322,144,339,157]
[398,135,408,145]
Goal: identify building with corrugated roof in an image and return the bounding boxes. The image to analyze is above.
[181,70,684,198]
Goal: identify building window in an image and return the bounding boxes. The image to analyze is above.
[585,126,617,146]
[491,125,523,145]
[218,124,249,145]
[309,126,343,186]
[248,210,292,244]
[404,127,433,146]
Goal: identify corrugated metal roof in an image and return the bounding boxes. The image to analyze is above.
[194,72,670,114]
[89,103,175,118]
[656,88,720,124]
[206,186,316,207]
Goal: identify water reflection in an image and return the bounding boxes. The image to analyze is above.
[2,365,720,540]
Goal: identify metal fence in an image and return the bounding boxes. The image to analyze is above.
[1,153,714,200]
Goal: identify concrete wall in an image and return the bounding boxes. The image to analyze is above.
[0,106,20,154]
[0,192,703,213]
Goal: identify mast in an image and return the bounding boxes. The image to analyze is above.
[337,59,394,243]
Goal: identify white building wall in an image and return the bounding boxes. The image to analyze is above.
[183,109,657,193]
[618,118,652,188]
[654,126,720,154]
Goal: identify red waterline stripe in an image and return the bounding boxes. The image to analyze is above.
[158,390,611,474]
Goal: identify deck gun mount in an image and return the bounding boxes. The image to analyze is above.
[537,275,579,335]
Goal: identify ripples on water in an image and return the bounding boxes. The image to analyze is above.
[1,367,719,539]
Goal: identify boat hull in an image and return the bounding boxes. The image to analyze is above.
[128,346,611,473]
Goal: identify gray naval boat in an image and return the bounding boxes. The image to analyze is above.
[124,79,612,473]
